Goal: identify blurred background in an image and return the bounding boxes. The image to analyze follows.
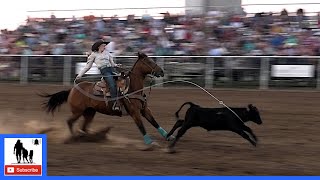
[1,1,320,175]
[1,0,320,89]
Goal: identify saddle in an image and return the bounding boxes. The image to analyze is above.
[92,72,130,97]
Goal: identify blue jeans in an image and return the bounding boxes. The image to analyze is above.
[100,67,117,99]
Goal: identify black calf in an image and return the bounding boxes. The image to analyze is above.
[166,102,262,152]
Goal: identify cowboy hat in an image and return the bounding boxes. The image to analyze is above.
[91,39,110,52]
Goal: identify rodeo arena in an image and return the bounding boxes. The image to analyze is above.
[1,0,320,175]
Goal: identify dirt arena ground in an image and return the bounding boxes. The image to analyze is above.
[0,84,319,175]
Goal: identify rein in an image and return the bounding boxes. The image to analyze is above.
[119,56,158,103]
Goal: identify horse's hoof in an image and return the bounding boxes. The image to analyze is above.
[37,127,55,134]
[140,144,155,151]
[166,135,176,141]
[77,129,88,135]
[164,147,176,154]
[63,138,72,144]
[139,141,161,151]
[151,141,161,148]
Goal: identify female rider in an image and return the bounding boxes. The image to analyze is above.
[76,39,121,112]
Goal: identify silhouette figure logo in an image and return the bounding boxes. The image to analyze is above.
[4,138,43,176]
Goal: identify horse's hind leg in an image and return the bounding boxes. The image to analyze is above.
[67,112,82,136]
[80,108,96,134]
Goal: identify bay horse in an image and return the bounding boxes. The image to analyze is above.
[40,52,173,148]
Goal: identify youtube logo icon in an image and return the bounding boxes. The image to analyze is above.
[6,167,15,174]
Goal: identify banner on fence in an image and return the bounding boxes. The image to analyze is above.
[75,63,100,75]
[271,65,315,78]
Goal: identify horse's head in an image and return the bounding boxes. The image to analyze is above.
[247,104,262,125]
[133,52,164,77]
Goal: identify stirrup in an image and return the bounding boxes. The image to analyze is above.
[113,106,120,111]
[112,101,120,111]
[112,72,121,76]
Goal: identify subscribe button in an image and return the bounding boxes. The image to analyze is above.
[5,165,42,176]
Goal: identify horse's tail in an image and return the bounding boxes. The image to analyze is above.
[175,102,198,121]
[38,89,71,115]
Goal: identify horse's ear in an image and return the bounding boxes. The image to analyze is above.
[136,51,146,58]
[136,51,141,58]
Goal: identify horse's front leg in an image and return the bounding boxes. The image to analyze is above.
[130,110,155,146]
[141,107,175,141]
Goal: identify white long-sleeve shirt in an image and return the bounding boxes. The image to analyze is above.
[77,49,116,78]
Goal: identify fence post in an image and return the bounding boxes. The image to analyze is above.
[259,57,269,90]
[205,57,214,88]
[317,59,320,89]
[155,57,164,87]
[20,56,28,84]
[228,57,233,87]
[63,56,72,86]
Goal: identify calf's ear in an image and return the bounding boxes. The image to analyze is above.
[248,104,254,110]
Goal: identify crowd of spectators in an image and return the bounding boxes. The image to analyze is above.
[1,8,320,57]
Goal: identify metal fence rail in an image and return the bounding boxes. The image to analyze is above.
[0,55,319,90]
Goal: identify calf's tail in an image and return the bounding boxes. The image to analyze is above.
[175,102,198,120]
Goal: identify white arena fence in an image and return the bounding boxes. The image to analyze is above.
[0,55,319,90]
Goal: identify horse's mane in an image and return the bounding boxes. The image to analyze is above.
[130,52,148,72]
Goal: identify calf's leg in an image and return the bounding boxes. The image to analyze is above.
[166,119,184,139]
[232,129,257,147]
[167,124,191,153]
[242,125,258,142]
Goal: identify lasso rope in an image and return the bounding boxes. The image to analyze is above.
[73,76,244,123]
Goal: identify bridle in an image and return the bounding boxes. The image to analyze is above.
[127,56,160,77]
[123,56,160,103]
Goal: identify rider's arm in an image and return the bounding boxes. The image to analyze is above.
[103,46,117,67]
[107,52,117,67]
[109,54,117,67]
[77,53,95,78]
